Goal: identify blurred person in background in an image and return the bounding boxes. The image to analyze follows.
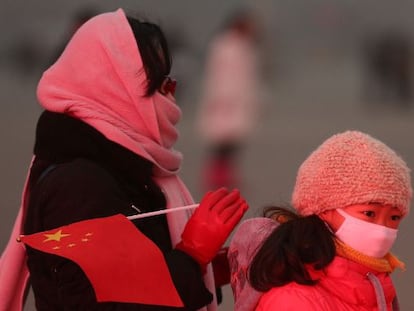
[0,8,248,310]
[362,31,413,108]
[196,8,263,192]
[232,131,411,310]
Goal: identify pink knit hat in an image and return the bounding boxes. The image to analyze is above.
[292,131,412,216]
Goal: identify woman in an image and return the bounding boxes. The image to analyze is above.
[247,131,411,310]
[0,9,248,310]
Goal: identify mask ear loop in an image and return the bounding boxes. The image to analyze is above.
[318,208,341,234]
[323,220,335,234]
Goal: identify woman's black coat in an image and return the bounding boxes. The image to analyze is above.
[23,111,212,310]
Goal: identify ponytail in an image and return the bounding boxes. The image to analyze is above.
[249,207,335,291]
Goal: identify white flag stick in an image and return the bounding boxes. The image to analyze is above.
[127,204,199,220]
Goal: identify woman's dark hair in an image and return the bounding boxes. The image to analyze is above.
[127,17,172,96]
[248,206,336,292]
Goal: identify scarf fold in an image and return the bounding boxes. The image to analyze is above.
[0,8,216,311]
[155,176,216,311]
[335,239,405,273]
[0,158,33,311]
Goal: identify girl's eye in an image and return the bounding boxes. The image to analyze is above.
[363,211,375,217]
[391,215,402,221]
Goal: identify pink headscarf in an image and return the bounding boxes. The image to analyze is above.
[0,9,216,310]
[38,8,182,177]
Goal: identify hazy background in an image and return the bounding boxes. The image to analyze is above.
[1,1,414,310]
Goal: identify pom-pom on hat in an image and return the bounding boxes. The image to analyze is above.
[292,131,412,216]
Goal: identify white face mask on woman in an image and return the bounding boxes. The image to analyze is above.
[335,209,398,258]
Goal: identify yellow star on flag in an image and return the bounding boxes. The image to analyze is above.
[43,230,71,242]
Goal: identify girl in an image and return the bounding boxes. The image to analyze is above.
[248,130,411,310]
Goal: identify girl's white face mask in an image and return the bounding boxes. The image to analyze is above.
[335,209,398,258]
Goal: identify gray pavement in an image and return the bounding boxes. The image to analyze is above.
[1,1,414,310]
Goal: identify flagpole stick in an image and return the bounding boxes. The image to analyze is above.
[127,204,199,220]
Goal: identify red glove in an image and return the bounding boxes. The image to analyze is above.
[176,188,248,267]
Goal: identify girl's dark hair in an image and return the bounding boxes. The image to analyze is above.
[248,206,336,292]
[127,17,172,96]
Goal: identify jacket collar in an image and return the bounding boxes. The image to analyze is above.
[308,256,396,307]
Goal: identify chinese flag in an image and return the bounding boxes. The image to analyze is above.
[20,214,183,307]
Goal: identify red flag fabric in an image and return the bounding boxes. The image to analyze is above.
[20,214,183,307]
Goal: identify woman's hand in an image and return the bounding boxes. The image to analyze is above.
[176,188,249,267]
